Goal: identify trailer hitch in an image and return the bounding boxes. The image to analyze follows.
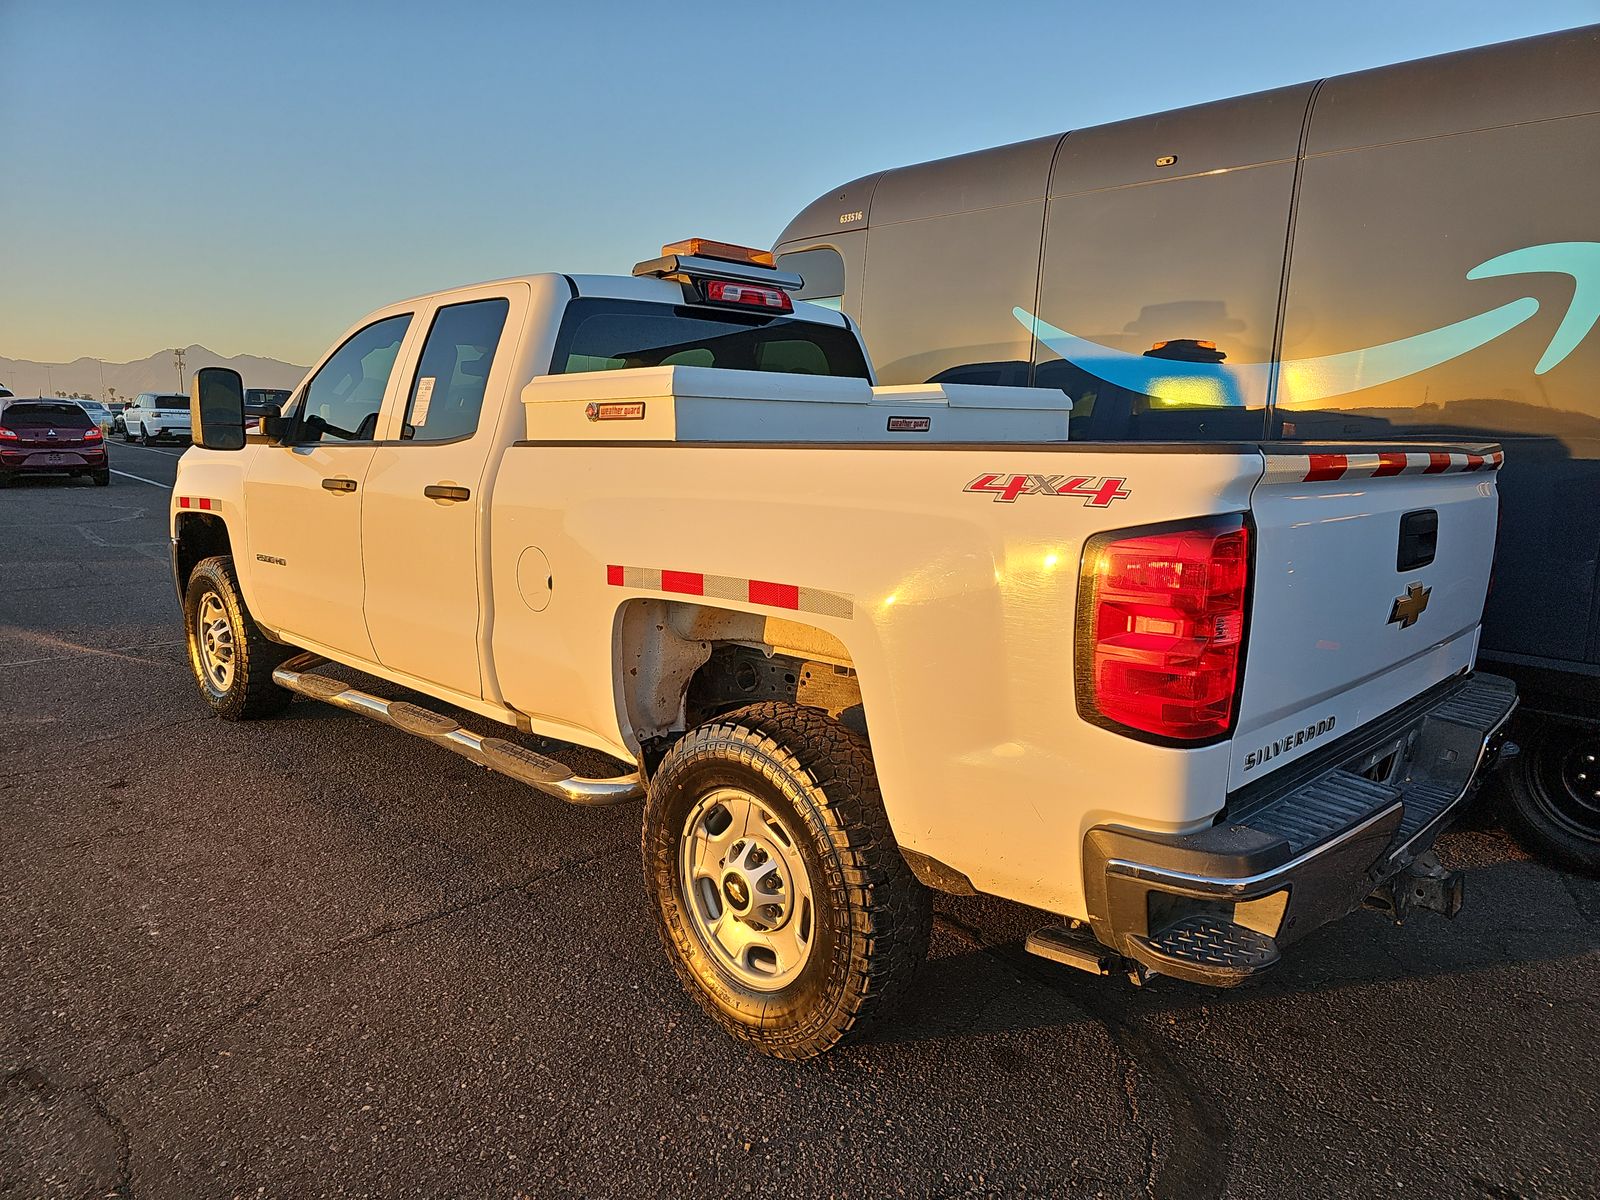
[1364,850,1464,923]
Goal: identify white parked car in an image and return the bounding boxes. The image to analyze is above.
[168,239,1515,1058]
[121,392,191,444]
[73,399,116,434]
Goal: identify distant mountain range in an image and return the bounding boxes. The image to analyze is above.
[0,345,308,402]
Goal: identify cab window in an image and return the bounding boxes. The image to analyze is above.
[550,299,870,379]
[297,314,412,443]
[401,299,510,441]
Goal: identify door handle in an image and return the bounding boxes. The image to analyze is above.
[321,477,358,493]
[424,484,471,502]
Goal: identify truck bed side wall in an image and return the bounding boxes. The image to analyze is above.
[488,443,1259,915]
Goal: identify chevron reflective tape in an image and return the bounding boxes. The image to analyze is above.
[1262,450,1504,485]
[606,564,853,619]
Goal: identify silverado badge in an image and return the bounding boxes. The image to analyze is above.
[1388,582,1432,629]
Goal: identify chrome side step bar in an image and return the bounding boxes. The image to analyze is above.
[270,652,643,806]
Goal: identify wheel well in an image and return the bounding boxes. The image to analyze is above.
[174,513,232,591]
[616,599,864,764]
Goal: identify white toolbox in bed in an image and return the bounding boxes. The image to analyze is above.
[520,365,1071,444]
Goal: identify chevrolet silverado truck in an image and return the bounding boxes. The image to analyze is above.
[171,240,1516,1058]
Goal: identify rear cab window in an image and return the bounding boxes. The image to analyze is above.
[549,299,870,380]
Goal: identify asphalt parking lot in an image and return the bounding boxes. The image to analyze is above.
[2,441,1597,1199]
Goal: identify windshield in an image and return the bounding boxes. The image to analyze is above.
[3,402,93,429]
[549,299,870,380]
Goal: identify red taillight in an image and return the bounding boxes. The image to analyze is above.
[701,278,793,312]
[0,426,16,440]
[83,425,103,441]
[1077,518,1250,741]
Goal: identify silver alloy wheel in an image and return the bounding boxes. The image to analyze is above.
[679,785,816,991]
[195,591,236,692]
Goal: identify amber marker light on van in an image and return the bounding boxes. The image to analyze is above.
[662,238,776,267]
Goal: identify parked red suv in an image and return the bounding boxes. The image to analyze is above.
[0,399,110,487]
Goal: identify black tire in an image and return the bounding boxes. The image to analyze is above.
[183,556,294,720]
[139,422,151,445]
[643,701,931,1059]
[120,423,134,443]
[92,470,110,487]
[1500,715,1600,875]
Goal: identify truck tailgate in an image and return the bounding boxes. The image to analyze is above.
[1231,447,1502,791]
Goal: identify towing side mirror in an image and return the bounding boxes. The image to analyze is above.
[191,367,246,451]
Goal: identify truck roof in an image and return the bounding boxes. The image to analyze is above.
[386,271,853,329]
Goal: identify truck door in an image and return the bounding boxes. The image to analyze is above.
[242,312,414,660]
[359,286,521,698]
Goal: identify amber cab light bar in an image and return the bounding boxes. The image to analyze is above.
[633,236,803,294]
[661,238,775,267]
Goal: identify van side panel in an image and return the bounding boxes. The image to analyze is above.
[855,137,1060,387]
[1281,109,1600,668]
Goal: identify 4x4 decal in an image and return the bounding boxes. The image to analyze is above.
[964,473,1131,506]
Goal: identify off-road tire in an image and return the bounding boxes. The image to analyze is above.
[1500,715,1600,875]
[644,701,932,1059]
[183,555,294,720]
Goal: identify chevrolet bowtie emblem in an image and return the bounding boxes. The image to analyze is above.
[1389,582,1432,629]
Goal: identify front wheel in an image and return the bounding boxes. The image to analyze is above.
[1501,715,1600,874]
[643,702,931,1059]
[183,556,293,720]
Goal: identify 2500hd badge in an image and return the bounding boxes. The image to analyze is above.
[1244,715,1337,772]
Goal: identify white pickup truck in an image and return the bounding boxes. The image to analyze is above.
[172,240,1516,1059]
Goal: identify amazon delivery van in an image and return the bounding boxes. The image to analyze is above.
[772,24,1600,871]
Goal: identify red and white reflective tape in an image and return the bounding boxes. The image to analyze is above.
[175,496,218,511]
[606,564,853,620]
[1263,450,1504,485]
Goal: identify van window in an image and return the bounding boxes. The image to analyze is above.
[550,299,870,379]
[402,298,510,442]
[776,248,846,311]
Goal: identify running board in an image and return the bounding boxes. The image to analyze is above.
[270,652,643,806]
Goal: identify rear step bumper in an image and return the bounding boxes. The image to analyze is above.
[1075,672,1516,987]
[271,652,644,806]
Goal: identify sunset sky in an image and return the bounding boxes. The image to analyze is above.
[2,0,1595,366]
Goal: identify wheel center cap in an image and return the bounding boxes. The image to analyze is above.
[722,873,751,913]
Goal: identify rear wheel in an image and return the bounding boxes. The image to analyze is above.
[643,702,931,1059]
[183,556,293,720]
[1501,715,1600,875]
[92,470,110,487]
[139,422,151,444]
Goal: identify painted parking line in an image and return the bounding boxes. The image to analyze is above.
[110,468,172,488]
[114,442,185,458]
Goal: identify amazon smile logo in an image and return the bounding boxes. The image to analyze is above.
[1014,241,1600,406]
